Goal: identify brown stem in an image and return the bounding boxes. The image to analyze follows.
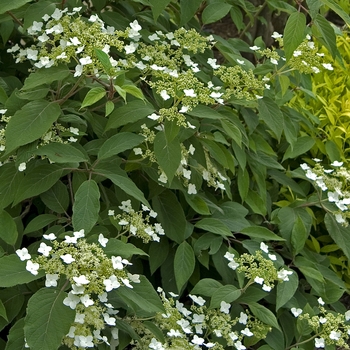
[6,11,23,27]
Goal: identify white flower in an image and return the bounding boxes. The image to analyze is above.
[188,183,197,194]
[167,329,182,337]
[318,297,325,305]
[268,254,277,261]
[271,32,282,39]
[228,260,239,270]
[187,121,196,129]
[124,42,138,54]
[148,113,160,120]
[313,158,322,163]
[241,328,253,337]
[16,247,31,261]
[133,147,143,155]
[74,65,83,77]
[319,317,327,324]
[237,59,245,65]
[176,319,192,333]
[69,37,81,46]
[192,313,205,323]
[262,284,272,292]
[149,33,160,41]
[179,105,190,113]
[291,307,302,317]
[38,33,49,42]
[80,294,94,307]
[329,330,341,340]
[108,210,115,216]
[184,89,197,97]
[103,275,121,292]
[183,168,191,179]
[189,144,195,155]
[67,326,75,338]
[0,109,7,114]
[74,313,85,324]
[63,292,80,309]
[111,256,131,270]
[158,172,168,183]
[278,268,293,281]
[336,213,346,224]
[207,58,220,69]
[74,335,94,348]
[234,341,246,350]
[293,50,302,57]
[73,275,90,285]
[270,58,278,65]
[300,163,310,170]
[51,8,63,20]
[128,273,140,283]
[315,337,325,348]
[17,162,26,172]
[61,254,75,264]
[26,260,40,275]
[220,301,231,314]
[98,233,108,247]
[43,233,56,241]
[160,90,170,100]
[79,56,92,66]
[149,338,165,350]
[331,161,343,166]
[305,169,317,180]
[238,312,248,324]
[328,191,339,203]
[130,20,142,32]
[249,46,260,51]
[71,284,85,295]
[345,310,350,321]
[254,276,264,285]
[38,242,52,257]
[260,242,269,253]
[191,335,205,345]
[322,63,333,71]
[103,313,116,325]
[69,127,79,135]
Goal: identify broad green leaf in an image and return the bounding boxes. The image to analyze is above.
[23,214,57,235]
[320,0,350,25]
[276,271,298,310]
[98,132,145,160]
[16,87,49,100]
[104,238,148,259]
[154,132,181,183]
[34,143,88,163]
[5,101,61,153]
[5,318,25,350]
[257,98,284,141]
[306,0,322,18]
[180,0,202,25]
[174,241,195,293]
[72,180,100,234]
[14,164,63,205]
[143,321,165,344]
[0,164,23,210]
[105,100,155,130]
[115,319,141,341]
[0,210,18,245]
[210,285,241,309]
[94,162,149,206]
[188,105,222,120]
[283,12,306,61]
[195,218,232,237]
[115,85,127,102]
[105,100,114,117]
[153,191,187,244]
[325,213,350,260]
[249,303,280,330]
[40,181,69,214]
[0,288,24,333]
[22,65,70,90]
[221,119,242,145]
[94,48,113,72]
[240,226,285,241]
[24,288,75,350]
[149,0,171,20]
[202,3,232,25]
[0,86,8,104]
[291,216,308,255]
[23,1,55,29]
[1,20,14,44]
[0,299,8,321]
[184,194,211,215]
[0,0,32,14]
[313,14,337,58]
[117,275,164,314]
[191,278,223,297]
[194,233,222,256]
[81,87,106,109]
[149,238,169,274]
[0,255,44,287]
[121,85,145,100]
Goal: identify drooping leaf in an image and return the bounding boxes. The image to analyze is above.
[191,278,223,297]
[240,226,285,241]
[14,164,63,205]
[149,0,171,20]
[283,12,306,61]
[0,255,44,287]
[23,1,55,29]
[195,218,232,237]
[291,216,308,255]
[320,0,350,25]
[174,241,195,293]
[0,0,32,14]
[313,14,337,58]
[0,164,23,210]
[104,238,148,259]
[0,210,18,245]
[180,0,203,25]
[98,132,145,160]
[94,48,113,72]
[40,181,69,214]
[72,180,100,234]
[202,3,232,25]
[81,87,106,109]
[5,101,61,153]
[276,271,298,311]
[149,238,169,275]
[24,288,75,350]
[34,143,88,163]
[23,214,57,235]
[249,303,281,330]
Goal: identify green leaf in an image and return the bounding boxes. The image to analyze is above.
[0,0,32,14]
[153,191,187,244]
[210,285,241,309]
[240,226,285,241]
[325,213,350,260]
[94,48,113,72]
[14,164,63,205]
[24,288,75,350]
[306,0,321,18]
[23,1,55,29]
[94,162,149,206]
[0,255,44,287]
[34,143,88,163]
[276,271,298,311]
[0,299,8,322]
[0,210,18,245]
[40,181,69,214]
[149,0,171,20]
[180,0,202,25]
[72,180,100,234]
[115,85,127,102]
[81,87,106,109]
[105,100,114,117]
[22,65,70,90]
[121,85,145,100]
[0,164,23,210]
[257,98,284,141]
[174,241,195,293]
[320,0,350,25]
[149,238,169,274]
[195,218,232,237]
[283,12,306,61]
[104,238,148,259]
[291,216,308,255]
[117,275,164,314]
[23,214,57,235]
[5,318,25,350]
[154,132,181,183]
[202,3,232,25]
[105,100,155,130]
[191,278,223,297]
[98,132,144,160]
[249,303,281,330]
[188,105,222,120]
[313,14,337,58]
[5,101,61,153]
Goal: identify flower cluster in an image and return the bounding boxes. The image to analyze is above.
[292,300,350,349]
[224,243,293,292]
[126,288,271,350]
[301,159,350,225]
[109,200,165,243]
[16,229,140,349]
